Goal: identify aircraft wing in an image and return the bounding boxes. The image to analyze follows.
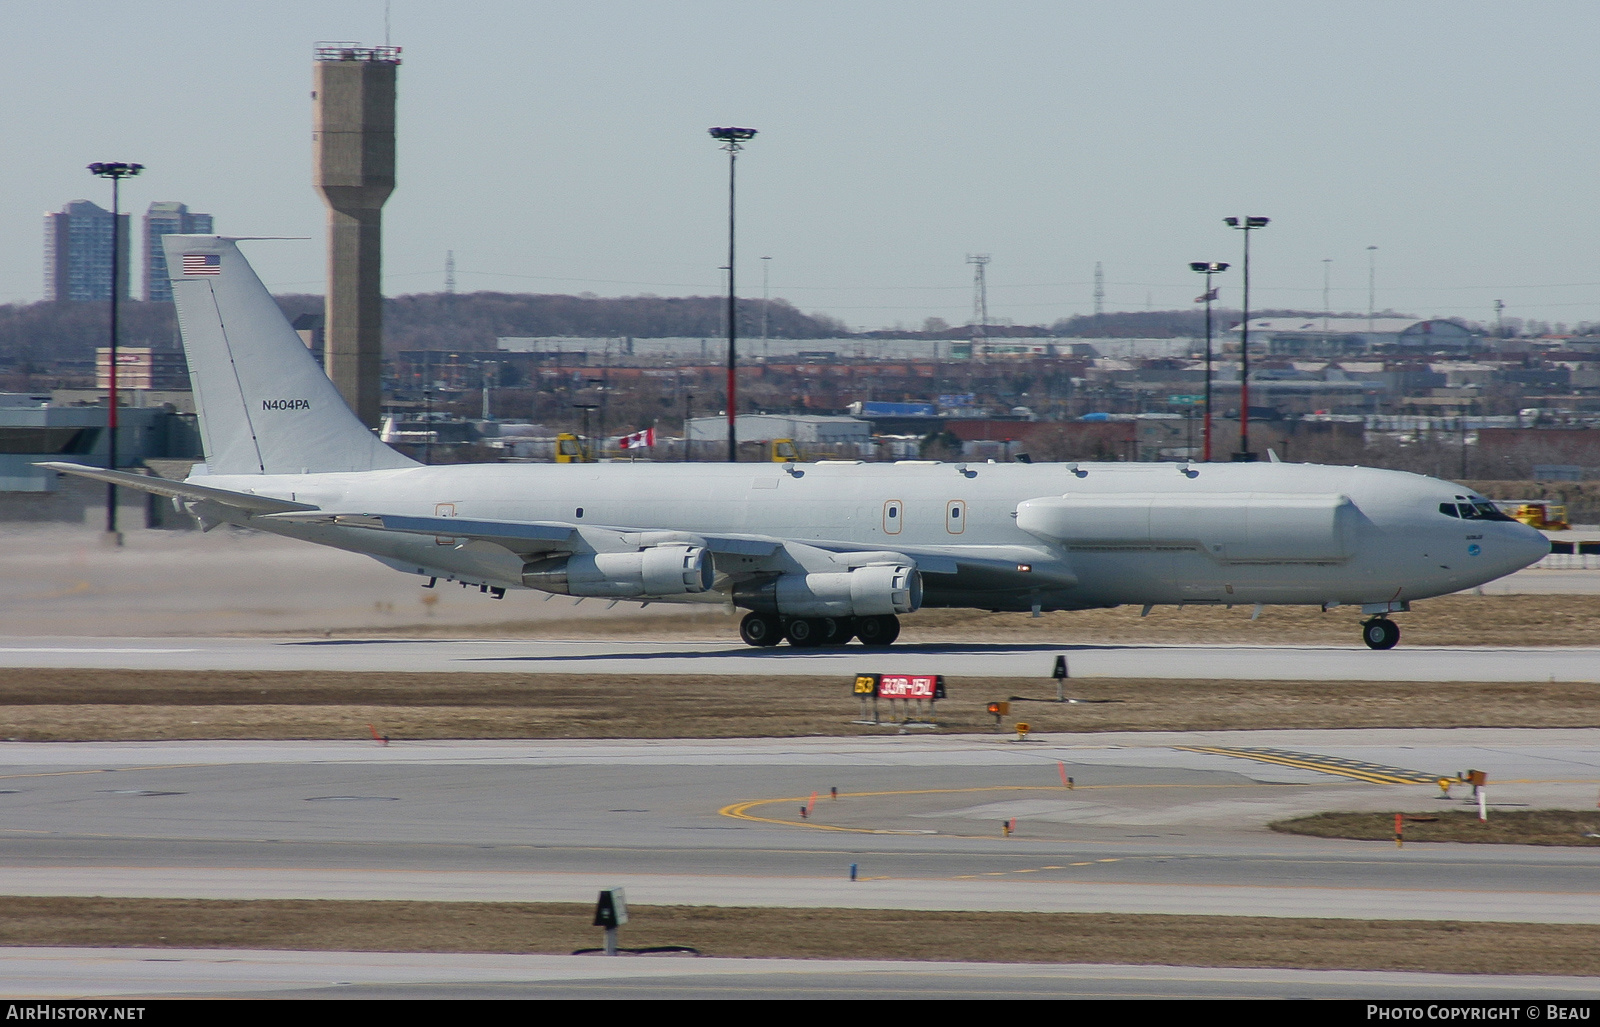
[257,511,786,562]
[35,461,317,514]
[256,510,1069,594]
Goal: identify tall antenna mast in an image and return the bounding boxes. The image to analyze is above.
[967,254,990,343]
[1094,262,1105,316]
[444,250,456,295]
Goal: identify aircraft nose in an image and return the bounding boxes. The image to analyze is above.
[1504,523,1552,571]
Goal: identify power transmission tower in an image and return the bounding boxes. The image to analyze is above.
[1094,261,1105,316]
[444,251,456,295]
[967,254,990,342]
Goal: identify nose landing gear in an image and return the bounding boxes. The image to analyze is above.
[1361,617,1400,650]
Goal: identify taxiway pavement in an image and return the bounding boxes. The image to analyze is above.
[11,948,1600,1000]
[1,731,1596,923]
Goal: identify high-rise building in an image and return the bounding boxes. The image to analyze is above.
[43,200,130,302]
[143,202,214,301]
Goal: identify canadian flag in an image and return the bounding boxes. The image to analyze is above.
[618,427,655,450]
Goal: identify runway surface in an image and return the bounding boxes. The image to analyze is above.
[3,634,1599,681]
[12,948,1600,1000]
[2,730,1596,923]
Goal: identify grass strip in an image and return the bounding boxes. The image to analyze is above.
[0,670,1597,741]
[1,898,1596,976]
[1273,810,1600,846]
[289,592,1600,648]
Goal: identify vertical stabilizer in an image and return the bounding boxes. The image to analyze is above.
[165,236,417,475]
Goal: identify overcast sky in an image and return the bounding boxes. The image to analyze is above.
[5,1,1599,330]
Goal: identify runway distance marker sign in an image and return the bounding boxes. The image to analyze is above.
[852,674,946,699]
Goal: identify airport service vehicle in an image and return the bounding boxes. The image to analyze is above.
[44,238,1550,651]
[1509,500,1569,531]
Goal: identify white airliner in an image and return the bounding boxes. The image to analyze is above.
[45,237,1549,651]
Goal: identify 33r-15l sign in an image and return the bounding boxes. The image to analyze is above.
[854,674,945,699]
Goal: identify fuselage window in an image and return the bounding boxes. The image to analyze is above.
[883,500,903,534]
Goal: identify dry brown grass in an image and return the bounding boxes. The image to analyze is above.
[1274,810,1600,846]
[292,592,1600,648]
[1,669,1597,741]
[0,898,1596,975]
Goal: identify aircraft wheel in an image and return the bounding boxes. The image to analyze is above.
[1362,617,1400,650]
[739,612,783,647]
[813,617,854,647]
[785,617,825,647]
[856,614,900,648]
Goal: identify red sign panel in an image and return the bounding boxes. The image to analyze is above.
[877,674,941,699]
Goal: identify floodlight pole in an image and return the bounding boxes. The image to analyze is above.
[88,161,143,542]
[1224,217,1269,461]
[709,127,756,462]
[1189,262,1228,462]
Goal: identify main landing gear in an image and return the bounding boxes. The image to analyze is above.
[1361,616,1400,650]
[739,612,900,648]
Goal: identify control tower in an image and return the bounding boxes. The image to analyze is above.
[312,42,399,428]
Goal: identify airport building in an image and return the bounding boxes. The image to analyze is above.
[94,348,191,391]
[42,200,130,302]
[1231,317,1475,356]
[0,392,201,524]
[143,202,214,301]
[685,413,871,445]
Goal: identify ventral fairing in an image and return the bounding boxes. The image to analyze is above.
[44,237,1550,650]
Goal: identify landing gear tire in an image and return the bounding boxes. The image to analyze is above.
[739,612,783,647]
[1362,617,1400,650]
[784,617,827,648]
[856,614,900,648]
[811,617,851,647]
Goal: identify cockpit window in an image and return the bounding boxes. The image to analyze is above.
[1447,496,1515,522]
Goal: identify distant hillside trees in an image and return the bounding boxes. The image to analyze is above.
[0,292,857,369]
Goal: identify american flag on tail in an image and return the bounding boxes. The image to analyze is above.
[618,427,655,450]
[182,253,222,276]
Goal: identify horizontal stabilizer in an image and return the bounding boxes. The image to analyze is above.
[36,462,317,514]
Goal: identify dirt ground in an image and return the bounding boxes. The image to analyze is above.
[299,591,1600,648]
[1,669,1597,741]
[0,898,1595,976]
[1274,810,1600,846]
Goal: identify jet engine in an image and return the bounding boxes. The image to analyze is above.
[737,563,922,618]
[521,545,713,597]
